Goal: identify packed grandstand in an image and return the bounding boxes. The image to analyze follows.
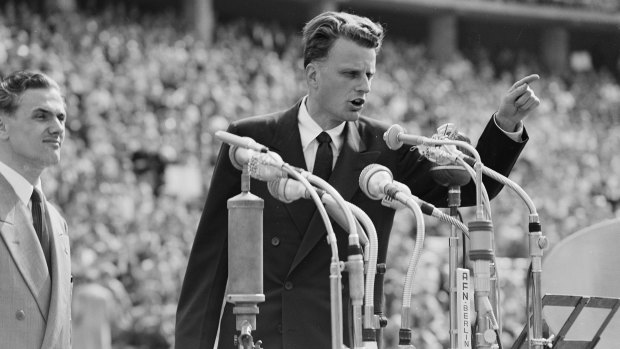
[1,1,618,348]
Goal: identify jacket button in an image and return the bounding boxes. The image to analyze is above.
[271,237,280,246]
[284,281,293,290]
[277,323,283,333]
[15,310,25,321]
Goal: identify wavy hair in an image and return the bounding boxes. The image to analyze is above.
[0,71,61,116]
[302,11,385,68]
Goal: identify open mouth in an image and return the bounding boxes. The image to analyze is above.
[350,98,365,108]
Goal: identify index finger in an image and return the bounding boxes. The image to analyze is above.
[510,74,540,90]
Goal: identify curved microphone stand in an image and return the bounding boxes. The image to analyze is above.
[397,194,426,348]
[477,166,549,349]
[267,175,380,349]
[383,126,502,349]
[358,165,427,348]
[447,148,549,349]
[217,130,347,349]
[300,171,367,349]
[280,165,345,349]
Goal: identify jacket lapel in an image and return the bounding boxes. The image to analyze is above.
[41,197,70,349]
[269,101,318,234]
[0,176,51,321]
[289,121,380,274]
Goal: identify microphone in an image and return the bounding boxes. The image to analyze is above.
[215,130,269,153]
[359,164,427,349]
[269,177,368,347]
[222,140,286,182]
[359,164,470,236]
[215,130,286,181]
[383,124,478,164]
[267,177,317,203]
[426,123,472,187]
[247,152,286,182]
[359,164,412,211]
[267,178,365,242]
[383,124,427,150]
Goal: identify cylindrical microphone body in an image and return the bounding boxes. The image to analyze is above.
[226,191,265,330]
[468,220,494,262]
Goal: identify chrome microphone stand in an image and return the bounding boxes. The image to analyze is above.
[430,164,471,349]
[477,166,550,349]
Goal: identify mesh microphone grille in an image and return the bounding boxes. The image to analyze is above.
[359,164,392,200]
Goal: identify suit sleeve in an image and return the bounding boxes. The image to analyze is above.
[396,117,528,207]
[175,124,242,349]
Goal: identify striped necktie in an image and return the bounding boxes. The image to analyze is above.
[31,189,51,271]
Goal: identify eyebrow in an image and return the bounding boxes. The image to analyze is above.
[32,107,66,118]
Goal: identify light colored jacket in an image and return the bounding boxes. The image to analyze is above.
[0,175,72,349]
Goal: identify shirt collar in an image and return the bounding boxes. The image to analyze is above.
[298,96,346,151]
[0,160,42,205]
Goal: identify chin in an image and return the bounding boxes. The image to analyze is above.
[343,110,361,121]
[42,156,61,167]
[350,112,362,121]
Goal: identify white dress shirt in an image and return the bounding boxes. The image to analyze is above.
[298,96,346,172]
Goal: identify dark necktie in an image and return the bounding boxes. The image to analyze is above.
[31,189,51,271]
[313,132,333,180]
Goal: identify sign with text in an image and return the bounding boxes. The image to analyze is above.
[457,268,473,349]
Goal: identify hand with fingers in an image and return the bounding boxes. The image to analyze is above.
[496,74,541,132]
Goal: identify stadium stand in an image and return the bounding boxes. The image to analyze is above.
[0,1,618,347]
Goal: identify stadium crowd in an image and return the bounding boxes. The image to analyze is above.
[1,2,619,348]
[468,0,620,12]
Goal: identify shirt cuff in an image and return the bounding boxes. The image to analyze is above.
[493,113,523,142]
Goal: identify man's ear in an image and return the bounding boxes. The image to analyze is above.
[305,63,319,89]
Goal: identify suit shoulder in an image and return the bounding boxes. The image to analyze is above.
[230,110,284,133]
[357,115,391,138]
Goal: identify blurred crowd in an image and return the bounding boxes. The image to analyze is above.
[1,2,619,348]
[468,0,620,12]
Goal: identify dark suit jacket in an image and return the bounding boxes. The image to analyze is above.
[176,100,527,349]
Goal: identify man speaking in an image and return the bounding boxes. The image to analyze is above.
[176,11,540,349]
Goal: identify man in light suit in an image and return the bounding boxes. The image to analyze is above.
[176,11,540,349]
[0,71,71,349]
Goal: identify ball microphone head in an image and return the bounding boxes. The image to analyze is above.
[359,164,394,200]
[383,124,406,150]
[229,145,247,170]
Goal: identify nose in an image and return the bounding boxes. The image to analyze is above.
[356,75,371,94]
[49,116,65,137]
